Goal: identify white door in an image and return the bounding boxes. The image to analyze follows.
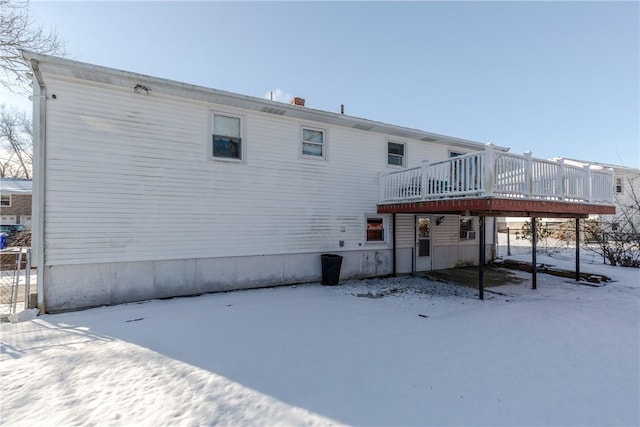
[415,216,432,271]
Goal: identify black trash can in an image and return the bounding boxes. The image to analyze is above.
[321,254,343,286]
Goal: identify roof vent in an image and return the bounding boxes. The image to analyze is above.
[261,106,287,115]
[291,97,305,106]
[421,136,439,142]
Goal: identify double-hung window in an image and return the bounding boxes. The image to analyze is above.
[212,113,242,160]
[302,127,325,158]
[615,178,623,194]
[387,141,405,166]
[0,195,10,207]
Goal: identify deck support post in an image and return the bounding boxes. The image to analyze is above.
[479,215,485,300]
[575,217,580,282]
[531,217,537,289]
[392,213,397,277]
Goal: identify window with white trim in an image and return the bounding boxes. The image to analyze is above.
[460,217,476,240]
[0,195,10,207]
[449,150,465,158]
[387,141,405,166]
[212,113,242,160]
[366,217,385,242]
[302,127,325,158]
[615,178,623,194]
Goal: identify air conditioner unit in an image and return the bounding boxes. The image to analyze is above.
[460,231,476,240]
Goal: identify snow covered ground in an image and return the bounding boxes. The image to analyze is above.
[1,249,639,426]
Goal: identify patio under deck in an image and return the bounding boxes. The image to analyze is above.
[377,144,616,299]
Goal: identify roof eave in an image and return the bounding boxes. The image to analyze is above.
[21,50,507,152]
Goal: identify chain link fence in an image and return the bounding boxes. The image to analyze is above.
[1,248,32,318]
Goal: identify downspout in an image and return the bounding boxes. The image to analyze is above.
[392,213,397,276]
[492,217,498,260]
[29,57,47,313]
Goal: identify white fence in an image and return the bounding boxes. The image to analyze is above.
[380,144,615,205]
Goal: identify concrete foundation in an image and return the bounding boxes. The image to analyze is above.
[43,249,392,312]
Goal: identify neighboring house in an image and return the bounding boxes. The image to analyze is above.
[0,178,32,228]
[559,159,640,231]
[23,51,615,312]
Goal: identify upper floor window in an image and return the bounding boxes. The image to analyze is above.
[0,195,10,207]
[615,178,623,194]
[212,113,242,160]
[387,141,405,166]
[302,127,325,158]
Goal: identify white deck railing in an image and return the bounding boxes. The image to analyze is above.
[379,144,615,205]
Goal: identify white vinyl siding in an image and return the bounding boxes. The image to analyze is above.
[395,214,415,248]
[38,78,360,265]
[40,76,476,267]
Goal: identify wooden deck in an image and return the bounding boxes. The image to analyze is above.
[378,144,615,217]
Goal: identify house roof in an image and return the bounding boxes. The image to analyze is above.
[21,50,509,153]
[0,178,32,194]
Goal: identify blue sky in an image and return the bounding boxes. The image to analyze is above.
[5,1,639,167]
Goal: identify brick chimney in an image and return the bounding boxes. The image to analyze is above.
[291,97,305,107]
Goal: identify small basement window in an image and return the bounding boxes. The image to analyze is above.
[366,217,385,242]
[460,217,476,240]
[302,127,325,158]
[0,195,10,207]
[387,141,405,166]
[212,113,242,160]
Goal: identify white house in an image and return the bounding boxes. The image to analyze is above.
[23,52,615,312]
[498,160,639,236]
[558,159,639,230]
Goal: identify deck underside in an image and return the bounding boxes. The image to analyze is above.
[377,197,616,217]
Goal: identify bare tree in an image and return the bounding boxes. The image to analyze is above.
[0,105,31,178]
[1,0,65,92]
